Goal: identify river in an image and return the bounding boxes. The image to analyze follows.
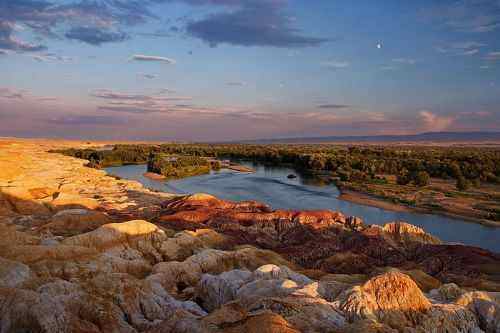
[106,162,500,253]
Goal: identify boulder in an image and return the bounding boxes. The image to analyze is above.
[39,209,111,236]
[62,220,168,263]
[220,312,300,333]
[0,257,32,287]
[340,271,431,329]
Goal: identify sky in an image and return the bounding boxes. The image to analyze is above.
[1,0,500,141]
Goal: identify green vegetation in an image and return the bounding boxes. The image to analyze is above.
[54,143,500,184]
[52,143,500,223]
[51,145,152,167]
[147,153,210,179]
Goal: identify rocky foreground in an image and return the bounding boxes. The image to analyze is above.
[1,138,500,332]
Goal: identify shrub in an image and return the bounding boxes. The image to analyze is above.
[414,171,430,187]
[456,176,470,191]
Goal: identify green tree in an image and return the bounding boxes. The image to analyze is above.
[456,176,470,191]
[396,168,411,185]
[414,171,430,187]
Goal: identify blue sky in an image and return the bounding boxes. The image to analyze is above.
[1,0,499,141]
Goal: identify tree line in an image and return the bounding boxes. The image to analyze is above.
[52,144,500,188]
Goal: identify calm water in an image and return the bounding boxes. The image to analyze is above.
[106,162,500,253]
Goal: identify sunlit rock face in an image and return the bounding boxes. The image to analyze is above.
[158,194,500,290]
[1,138,500,332]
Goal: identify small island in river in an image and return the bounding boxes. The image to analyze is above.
[53,142,500,227]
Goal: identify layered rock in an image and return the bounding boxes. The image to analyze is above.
[2,138,500,333]
[157,194,500,291]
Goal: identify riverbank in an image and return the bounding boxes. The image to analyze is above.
[337,184,500,228]
[338,190,413,212]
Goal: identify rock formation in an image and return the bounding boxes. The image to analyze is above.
[1,138,500,332]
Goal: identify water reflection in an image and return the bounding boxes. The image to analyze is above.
[106,162,500,253]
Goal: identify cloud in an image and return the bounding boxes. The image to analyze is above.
[185,1,327,48]
[0,21,46,51]
[47,115,127,126]
[91,89,193,114]
[130,54,176,64]
[461,49,480,56]
[418,110,455,132]
[227,81,246,86]
[28,52,74,62]
[37,97,58,102]
[65,26,129,45]
[392,58,417,65]
[317,104,350,109]
[321,60,350,69]
[138,73,158,79]
[436,41,485,56]
[0,0,156,51]
[420,1,500,33]
[91,89,190,101]
[0,87,26,99]
[158,88,176,94]
[1,0,325,52]
[485,51,500,60]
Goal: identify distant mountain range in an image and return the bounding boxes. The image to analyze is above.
[239,131,500,144]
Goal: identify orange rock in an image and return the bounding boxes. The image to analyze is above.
[221,312,300,333]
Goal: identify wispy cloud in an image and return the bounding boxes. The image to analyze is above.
[158,88,176,94]
[138,73,158,79]
[130,54,176,64]
[227,81,246,86]
[436,41,485,56]
[420,1,500,33]
[321,60,350,69]
[91,89,193,114]
[317,104,350,109]
[485,51,500,61]
[47,115,128,126]
[37,97,59,102]
[65,27,129,45]
[392,58,417,65]
[419,110,455,132]
[28,53,75,63]
[0,87,26,99]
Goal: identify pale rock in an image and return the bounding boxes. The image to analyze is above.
[0,257,32,287]
[429,283,465,302]
[197,269,252,311]
[340,271,432,329]
[253,264,312,285]
[40,208,111,236]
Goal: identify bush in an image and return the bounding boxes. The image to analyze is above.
[456,176,470,191]
[414,171,430,187]
[396,168,411,185]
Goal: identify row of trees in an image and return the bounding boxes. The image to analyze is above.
[53,144,500,187]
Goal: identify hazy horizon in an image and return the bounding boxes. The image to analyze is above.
[2,0,500,141]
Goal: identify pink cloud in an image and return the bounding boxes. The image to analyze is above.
[418,110,455,132]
